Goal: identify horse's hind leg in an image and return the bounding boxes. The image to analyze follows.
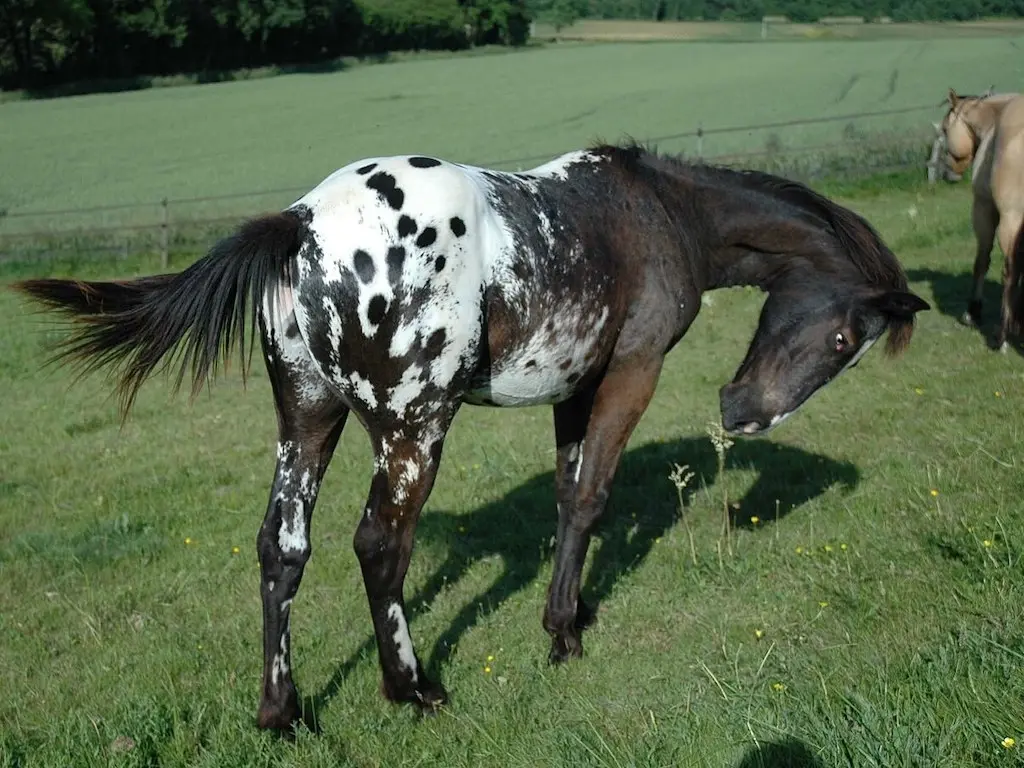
[995,211,1024,352]
[255,303,350,732]
[963,197,998,328]
[353,410,457,709]
[544,358,664,663]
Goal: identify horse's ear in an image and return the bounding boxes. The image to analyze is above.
[947,87,959,106]
[870,290,931,320]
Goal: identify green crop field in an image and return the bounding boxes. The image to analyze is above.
[2,32,1024,768]
[1,31,1023,242]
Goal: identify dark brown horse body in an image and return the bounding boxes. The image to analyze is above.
[12,143,929,733]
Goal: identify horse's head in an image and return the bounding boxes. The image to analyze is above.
[718,278,930,437]
[938,86,993,175]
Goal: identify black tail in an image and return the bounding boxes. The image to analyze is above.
[11,210,304,416]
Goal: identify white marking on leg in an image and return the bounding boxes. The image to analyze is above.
[278,499,308,553]
[387,602,419,683]
[574,440,585,485]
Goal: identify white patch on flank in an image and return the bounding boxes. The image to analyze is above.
[470,305,609,407]
[278,499,307,553]
[387,603,418,682]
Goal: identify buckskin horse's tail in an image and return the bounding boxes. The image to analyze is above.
[11,210,304,417]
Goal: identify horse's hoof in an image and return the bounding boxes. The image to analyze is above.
[414,680,448,714]
[959,311,977,327]
[999,340,1009,354]
[548,635,583,665]
[380,674,448,713]
[256,691,300,734]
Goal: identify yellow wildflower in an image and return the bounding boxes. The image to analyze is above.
[750,516,760,525]
[755,629,765,640]
[231,546,240,555]
[824,545,833,553]
[984,540,993,548]
[840,543,848,551]
[771,682,785,692]
[995,391,1002,398]
[818,601,829,608]
[795,546,804,554]
[184,537,193,545]
[487,655,494,662]
[1002,737,1015,749]
[484,666,491,674]
[930,489,939,497]
[914,388,924,395]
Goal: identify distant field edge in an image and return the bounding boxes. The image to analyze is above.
[0,162,939,278]
[5,17,1024,104]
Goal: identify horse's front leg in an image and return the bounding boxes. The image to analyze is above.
[353,416,454,709]
[544,358,664,663]
[256,401,349,732]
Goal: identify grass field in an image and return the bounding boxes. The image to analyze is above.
[2,166,1024,765]
[2,31,1024,243]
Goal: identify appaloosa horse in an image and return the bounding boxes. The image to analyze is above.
[12,142,929,733]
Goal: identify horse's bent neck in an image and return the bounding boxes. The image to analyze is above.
[690,181,852,292]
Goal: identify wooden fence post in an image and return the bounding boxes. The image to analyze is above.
[160,197,169,269]
[696,124,704,159]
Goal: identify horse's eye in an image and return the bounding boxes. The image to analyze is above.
[834,332,848,352]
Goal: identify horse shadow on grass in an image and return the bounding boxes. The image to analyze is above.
[906,266,1024,354]
[303,435,858,729]
[735,737,827,768]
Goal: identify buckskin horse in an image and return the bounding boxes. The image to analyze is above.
[11,142,929,733]
[938,87,1024,351]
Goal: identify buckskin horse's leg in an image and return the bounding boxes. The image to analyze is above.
[353,412,456,710]
[544,357,664,663]
[964,196,998,328]
[995,211,1024,351]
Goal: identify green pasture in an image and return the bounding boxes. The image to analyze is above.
[2,32,1024,240]
[1,166,1023,765]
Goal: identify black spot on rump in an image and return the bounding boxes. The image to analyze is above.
[368,295,388,325]
[353,249,375,283]
[398,215,417,238]
[356,163,377,175]
[367,171,405,210]
[525,359,537,369]
[425,328,447,356]
[285,316,300,339]
[450,217,466,237]
[434,255,446,272]
[416,227,437,248]
[409,156,442,168]
[386,246,405,284]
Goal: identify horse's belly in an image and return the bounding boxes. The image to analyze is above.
[464,305,611,407]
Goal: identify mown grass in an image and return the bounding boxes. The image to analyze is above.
[1,168,1022,766]
[3,32,1022,240]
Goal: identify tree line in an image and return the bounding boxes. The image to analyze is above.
[2,0,1022,91]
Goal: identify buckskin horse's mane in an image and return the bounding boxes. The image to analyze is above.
[590,141,914,355]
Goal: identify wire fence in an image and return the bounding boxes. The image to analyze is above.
[0,101,943,265]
